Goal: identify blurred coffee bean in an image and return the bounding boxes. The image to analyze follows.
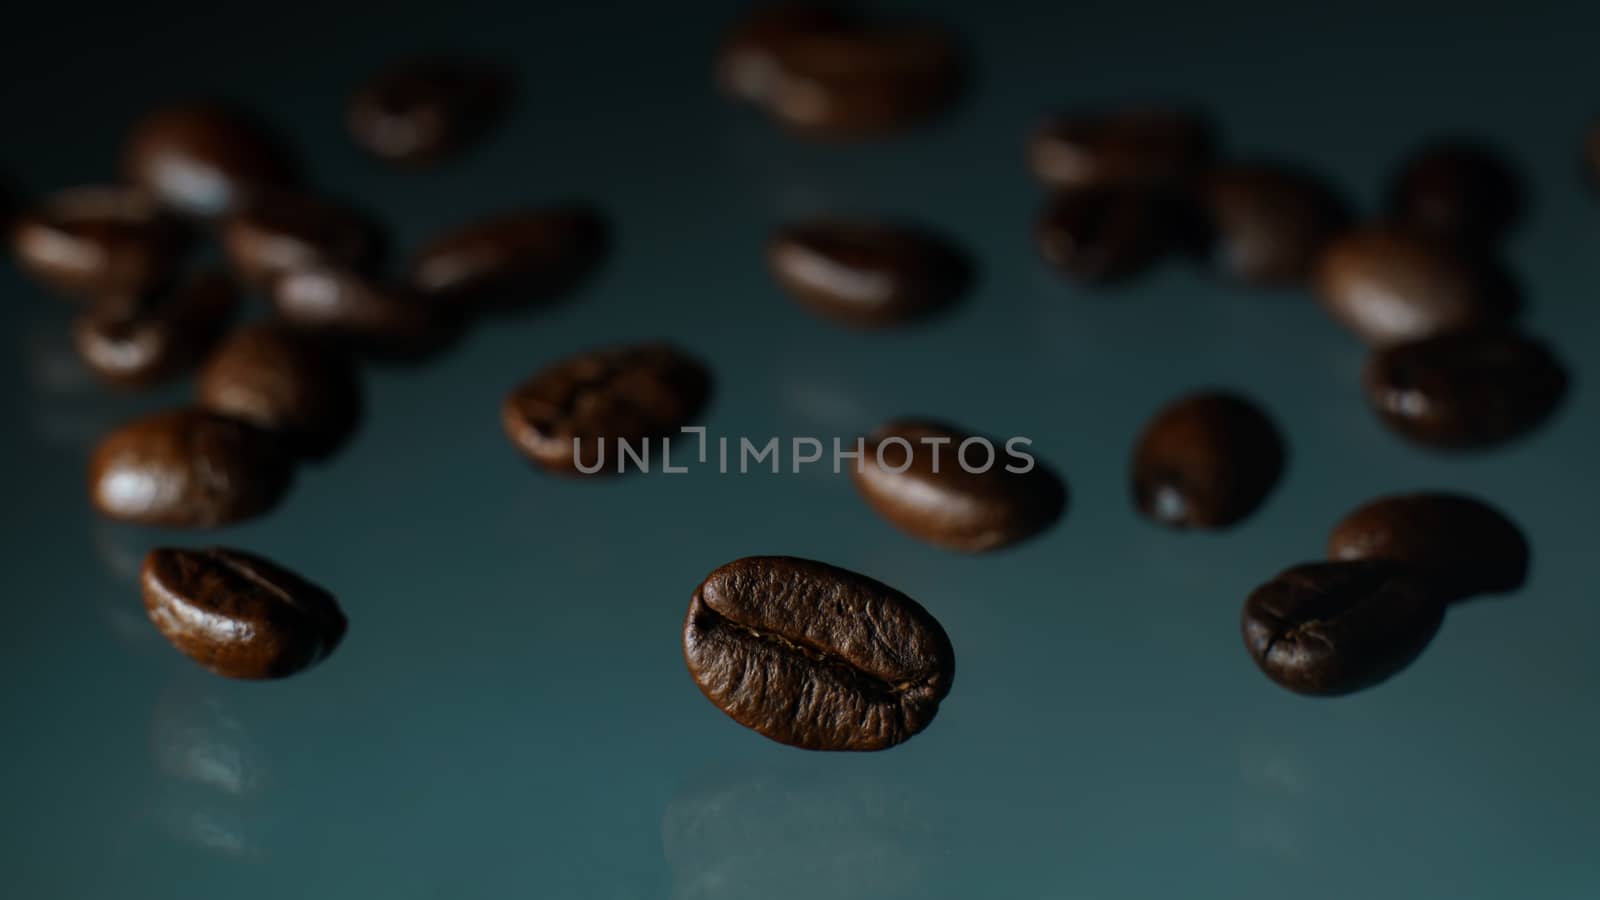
[124,103,299,217]
[767,219,969,326]
[408,207,606,313]
[1585,119,1600,187]
[1034,188,1185,283]
[347,57,512,165]
[1327,492,1528,601]
[221,190,384,286]
[272,264,455,360]
[197,323,361,460]
[715,5,849,106]
[1363,331,1567,449]
[1388,138,1522,245]
[1131,390,1285,530]
[1028,106,1215,191]
[1202,163,1349,287]
[11,185,185,299]
[1313,227,1514,344]
[72,269,238,387]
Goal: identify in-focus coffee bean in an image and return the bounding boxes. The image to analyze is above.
[408,207,606,312]
[1034,188,1186,283]
[11,186,186,299]
[767,219,969,325]
[1202,162,1349,287]
[501,343,711,475]
[73,269,238,387]
[1028,106,1214,191]
[347,57,512,165]
[89,408,294,527]
[221,190,384,286]
[1328,492,1528,601]
[683,556,954,751]
[142,546,346,680]
[1387,138,1522,245]
[272,264,456,360]
[197,323,361,460]
[1131,390,1285,530]
[1363,331,1567,449]
[852,419,1065,551]
[124,103,299,217]
[1241,559,1445,696]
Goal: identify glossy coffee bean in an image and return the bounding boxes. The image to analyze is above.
[1388,138,1521,245]
[347,57,511,165]
[501,343,710,475]
[1363,331,1567,449]
[1202,163,1349,287]
[408,207,606,312]
[1131,390,1285,530]
[715,5,849,106]
[197,323,361,460]
[89,408,294,527]
[1028,107,1214,191]
[765,24,963,137]
[683,556,954,751]
[767,219,969,326]
[852,419,1065,552]
[124,103,298,217]
[1034,188,1187,283]
[1313,227,1514,344]
[72,269,238,387]
[1328,493,1528,601]
[11,186,185,299]
[1241,560,1445,696]
[272,264,455,360]
[142,547,346,680]
[221,190,384,286]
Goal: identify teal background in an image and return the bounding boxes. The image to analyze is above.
[2,1,1597,897]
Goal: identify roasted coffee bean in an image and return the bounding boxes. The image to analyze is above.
[715,5,849,106]
[89,408,294,527]
[272,264,455,360]
[1028,106,1214,191]
[124,103,298,217]
[347,57,511,165]
[501,343,710,475]
[764,24,963,136]
[683,556,954,751]
[1241,560,1445,696]
[72,269,238,387]
[1202,163,1349,287]
[1388,139,1521,245]
[11,185,185,299]
[1585,119,1600,188]
[142,547,346,680]
[1363,331,1566,449]
[852,419,1065,552]
[1328,493,1528,601]
[408,207,606,312]
[1313,227,1514,344]
[197,323,361,460]
[221,190,384,286]
[767,219,969,325]
[1034,188,1187,283]
[1132,390,1285,530]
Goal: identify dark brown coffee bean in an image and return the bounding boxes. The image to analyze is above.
[1363,331,1566,449]
[197,323,361,460]
[1388,139,1521,245]
[11,186,186,299]
[767,220,969,326]
[501,343,710,475]
[220,190,384,286]
[764,24,963,137]
[1328,493,1528,601]
[89,408,294,527]
[1132,390,1285,530]
[142,547,346,680]
[272,264,456,360]
[124,103,298,217]
[408,207,606,312]
[1241,560,1445,696]
[72,269,238,387]
[1313,227,1514,344]
[1034,188,1187,283]
[1202,163,1349,287]
[347,57,511,165]
[1028,107,1215,191]
[852,419,1064,552]
[1585,119,1600,188]
[683,556,954,751]
[715,5,850,106]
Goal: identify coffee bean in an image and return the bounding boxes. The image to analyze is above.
[1132,390,1285,530]
[1327,493,1528,601]
[1028,106,1215,191]
[272,264,456,360]
[11,185,186,299]
[347,57,512,165]
[1585,119,1600,188]
[1241,560,1445,696]
[197,323,361,460]
[1363,331,1566,449]
[501,343,710,475]
[408,207,606,312]
[715,5,849,106]
[852,419,1065,552]
[765,25,963,136]
[141,546,346,680]
[767,219,969,326]
[1034,188,1187,283]
[1202,163,1349,287]
[1388,138,1521,245]
[72,269,238,387]
[124,103,299,217]
[221,190,384,286]
[89,408,294,527]
[683,556,954,751]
